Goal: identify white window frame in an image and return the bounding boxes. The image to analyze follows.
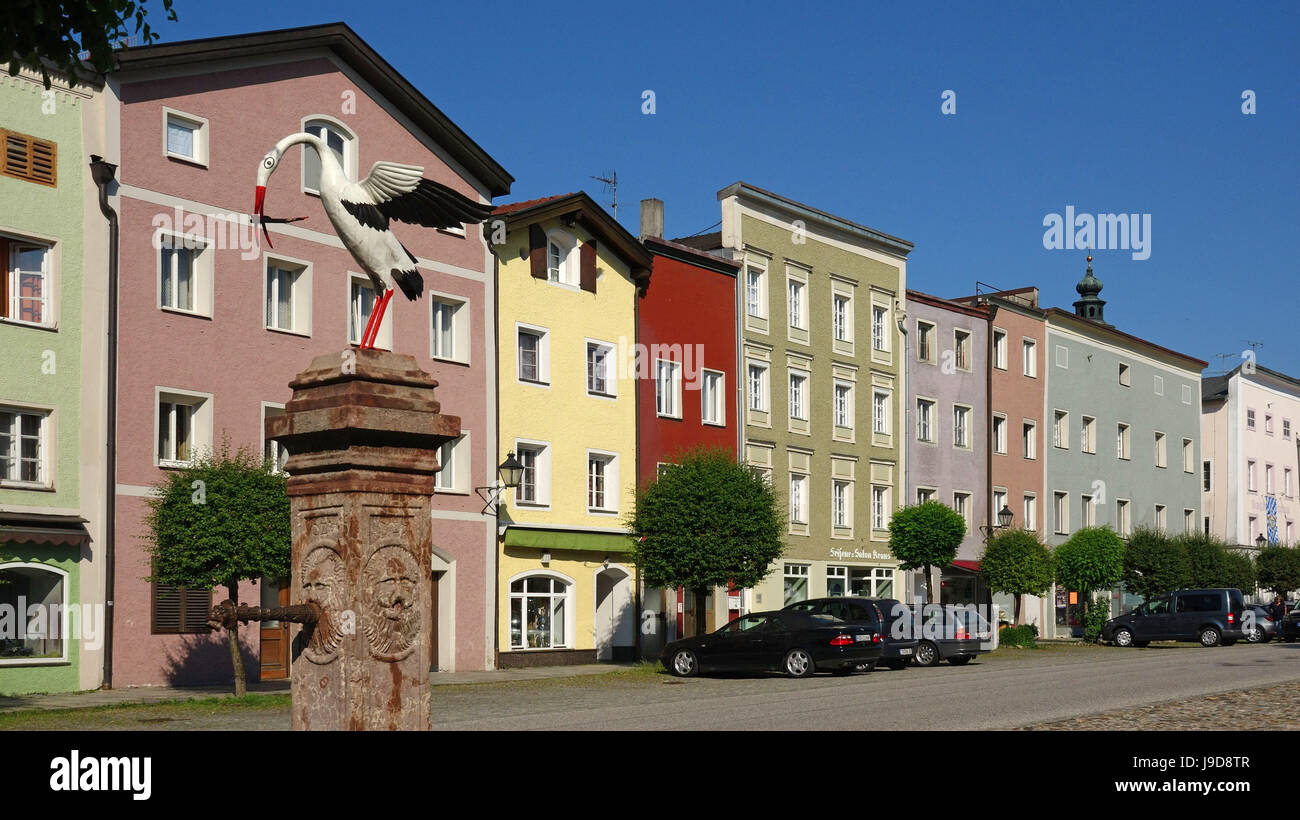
[832,380,854,432]
[586,450,619,514]
[347,273,392,349]
[832,479,852,530]
[162,107,209,166]
[789,472,809,527]
[787,276,807,331]
[747,361,769,413]
[1248,459,1257,493]
[1117,423,1131,460]
[1182,438,1193,473]
[1203,459,1213,492]
[516,323,551,386]
[917,320,936,363]
[917,398,936,443]
[1081,494,1096,527]
[1081,415,1096,454]
[656,359,683,419]
[586,339,617,399]
[1184,508,1196,535]
[1155,504,1167,533]
[1118,362,1131,386]
[992,328,1007,370]
[1054,492,1069,535]
[788,370,809,422]
[544,229,579,289]
[264,253,312,337]
[0,405,52,487]
[155,388,213,469]
[1023,493,1037,532]
[2,234,55,329]
[156,232,213,318]
[701,369,725,426]
[953,404,972,449]
[953,329,972,372]
[513,439,551,508]
[1023,420,1037,460]
[1022,338,1037,377]
[832,292,853,344]
[435,431,471,494]
[871,485,890,531]
[430,293,470,364]
[954,491,972,531]
[745,264,767,319]
[992,413,1007,455]
[1055,345,1068,369]
[0,562,69,665]
[1053,410,1069,450]
[261,402,288,474]
[873,390,891,436]
[1116,499,1131,537]
[507,571,574,650]
[1154,431,1167,468]
[300,115,355,196]
[872,304,889,352]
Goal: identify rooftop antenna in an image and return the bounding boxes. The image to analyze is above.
[1212,352,1238,375]
[591,170,618,219]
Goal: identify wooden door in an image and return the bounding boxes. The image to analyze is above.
[259,581,290,681]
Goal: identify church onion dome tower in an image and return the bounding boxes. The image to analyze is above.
[1073,254,1110,326]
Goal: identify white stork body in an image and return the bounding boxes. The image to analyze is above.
[254,132,492,347]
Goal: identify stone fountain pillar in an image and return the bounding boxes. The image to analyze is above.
[265,349,459,731]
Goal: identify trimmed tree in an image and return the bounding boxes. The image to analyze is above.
[979,528,1054,625]
[1122,526,1191,600]
[3,0,178,88]
[1179,532,1231,588]
[1256,546,1300,597]
[1055,526,1125,640]
[143,443,290,695]
[629,448,784,637]
[1222,550,1257,595]
[888,501,967,604]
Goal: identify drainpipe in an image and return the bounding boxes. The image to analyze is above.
[90,155,118,690]
[983,302,999,614]
[490,239,502,670]
[633,271,643,659]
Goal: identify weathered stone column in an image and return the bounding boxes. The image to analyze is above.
[265,349,459,731]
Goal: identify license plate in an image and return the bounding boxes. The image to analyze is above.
[898,648,913,655]
[855,634,871,642]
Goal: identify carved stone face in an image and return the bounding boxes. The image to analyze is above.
[301,547,346,662]
[362,546,420,660]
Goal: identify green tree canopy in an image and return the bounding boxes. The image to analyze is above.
[888,501,966,603]
[1055,526,1125,596]
[3,0,177,88]
[979,528,1054,624]
[1256,545,1300,597]
[629,448,784,635]
[1122,526,1192,600]
[143,443,289,694]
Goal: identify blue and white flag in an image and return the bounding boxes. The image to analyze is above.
[1266,495,1279,545]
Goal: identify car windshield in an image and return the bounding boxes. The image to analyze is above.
[720,615,769,634]
[1139,598,1170,616]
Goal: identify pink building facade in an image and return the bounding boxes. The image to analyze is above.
[106,25,511,685]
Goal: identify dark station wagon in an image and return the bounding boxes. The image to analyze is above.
[1101,588,1246,647]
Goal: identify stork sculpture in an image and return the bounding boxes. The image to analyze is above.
[253,132,493,349]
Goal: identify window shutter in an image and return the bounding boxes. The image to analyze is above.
[528,224,546,279]
[153,583,181,632]
[152,581,212,633]
[579,240,597,293]
[184,587,214,631]
[1,130,57,186]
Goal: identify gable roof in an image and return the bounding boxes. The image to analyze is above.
[643,235,739,276]
[112,22,512,197]
[492,191,653,281]
[718,181,914,258]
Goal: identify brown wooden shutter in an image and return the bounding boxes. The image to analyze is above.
[1,130,57,186]
[579,240,597,293]
[528,223,547,279]
[183,588,214,632]
[153,583,181,633]
[152,582,213,633]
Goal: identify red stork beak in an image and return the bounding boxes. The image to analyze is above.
[254,185,272,248]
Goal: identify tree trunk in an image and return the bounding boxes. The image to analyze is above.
[1014,593,1023,625]
[923,565,935,604]
[693,588,707,637]
[226,582,246,696]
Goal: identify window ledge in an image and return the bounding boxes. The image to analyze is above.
[0,658,70,667]
[0,481,54,492]
[161,306,212,320]
[0,318,57,332]
[657,412,683,421]
[587,391,617,401]
[266,325,311,339]
[432,355,470,368]
[588,509,620,517]
[158,459,197,470]
[513,500,550,510]
[434,488,471,496]
[165,153,208,169]
[703,420,727,428]
[518,379,550,388]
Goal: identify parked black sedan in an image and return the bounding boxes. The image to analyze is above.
[660,610,882,678]
[783,597,918,670]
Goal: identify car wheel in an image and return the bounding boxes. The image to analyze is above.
[1245,626,1263,643]
[783,648,815,678]
[947,656,972,666]
[885,659,909,671]
[914,640,940,667]
[1199,627,1221,647]
[669,649,698,677]
[1113,627,1134,647]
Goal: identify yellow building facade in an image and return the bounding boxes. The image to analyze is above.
[491,193,652,666]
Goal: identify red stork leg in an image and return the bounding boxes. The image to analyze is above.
[360,288,395,350]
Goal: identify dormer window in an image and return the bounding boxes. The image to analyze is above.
[544,230,577,287]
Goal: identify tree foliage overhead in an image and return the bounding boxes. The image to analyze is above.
[1055,526,1125,596]
[629,447,784,594]
[888,501,967,602]
[979,528,1054,624]
[3,0,177,89]
[1174,531,1255,591]
[1122,526,1192,600]
[1255,545,1300,596]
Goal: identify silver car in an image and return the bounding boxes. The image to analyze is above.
[1244,604,1278,643]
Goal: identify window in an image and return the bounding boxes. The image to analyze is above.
[1289,520,1295,544]
[916,399,935,443]
[917,321,935,362]
[262,404,288,474]
[954,330,971,371]
[514,443,549,506]
[1266,463,1275,494]
[657,360,683,418]
[587,452,618,512]
[517,325,549,384]
[833,382,853,430]
[872,305,888,352]
[747,362,768,412]
[1182,384,1193,405]
[1081,416,1096,454]
[1286,420,1293,439]
[832,294,851,342]
[1118,363,1130,386]
[1287,468,1293,498]
[265,258,311,335]
[349,275,391,349]
[303,118,351,194]
[871,485,889,530]
[1023,421,1036,459]
[1081,494,1095,527]
[587,342,615,397]
[1155,504,1167,533]
[0,408,47,485]
[151,575,212,635]
[826,566,848,597]
[1022,339,1037,377]
[1182,438,1193,473]
[783,564,809,605]
[1247,409,1256,430]
[788,372,808,421]
[992,415,1007,454]
[0,129,56,185]
[1023,494,1037,531]
[435,433,469,493]
[1266,414,1275,435]
[787,278,806,330]
[1154,432,1166,468]
[1249,516,1258,541]
[832,480,850,528]
[745,266,765,318]
[873,391,890,435]
[509,575,570,649]
[702,370,725,425]
[1116,499,1131,537]
[916,488,936,504]
[162,109,207,166]
[953,405,970,449]
[1248,459,1257,492]
[542,230,579,287]
[157,392,210,467]
[954,492,971,530]
[992,329,1007,369]
[1056,345,1068,368]
[1116,423,1130,460]
[0,564,69,659]
[1054,492,1069,535]
[1153,374,1163,396]
[1053,411,1068,449]
[1202,460,1212,492]
[993,489,1008,523]
[789,474,808,525]
[160,241,197,312]
[2,237,50,326]
[1184,509,1196,535]
[431,296,468,363]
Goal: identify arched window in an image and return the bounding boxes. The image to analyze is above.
[508,574,572,649]
[301,117,355,193]
[0,563,67,664]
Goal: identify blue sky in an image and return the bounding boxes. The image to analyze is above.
[151,0,1297,375]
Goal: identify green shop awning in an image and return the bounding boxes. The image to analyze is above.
[503,527,635,554]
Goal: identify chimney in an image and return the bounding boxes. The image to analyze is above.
[640,198,663,240]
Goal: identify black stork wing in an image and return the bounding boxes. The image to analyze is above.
[340,161,493,232]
